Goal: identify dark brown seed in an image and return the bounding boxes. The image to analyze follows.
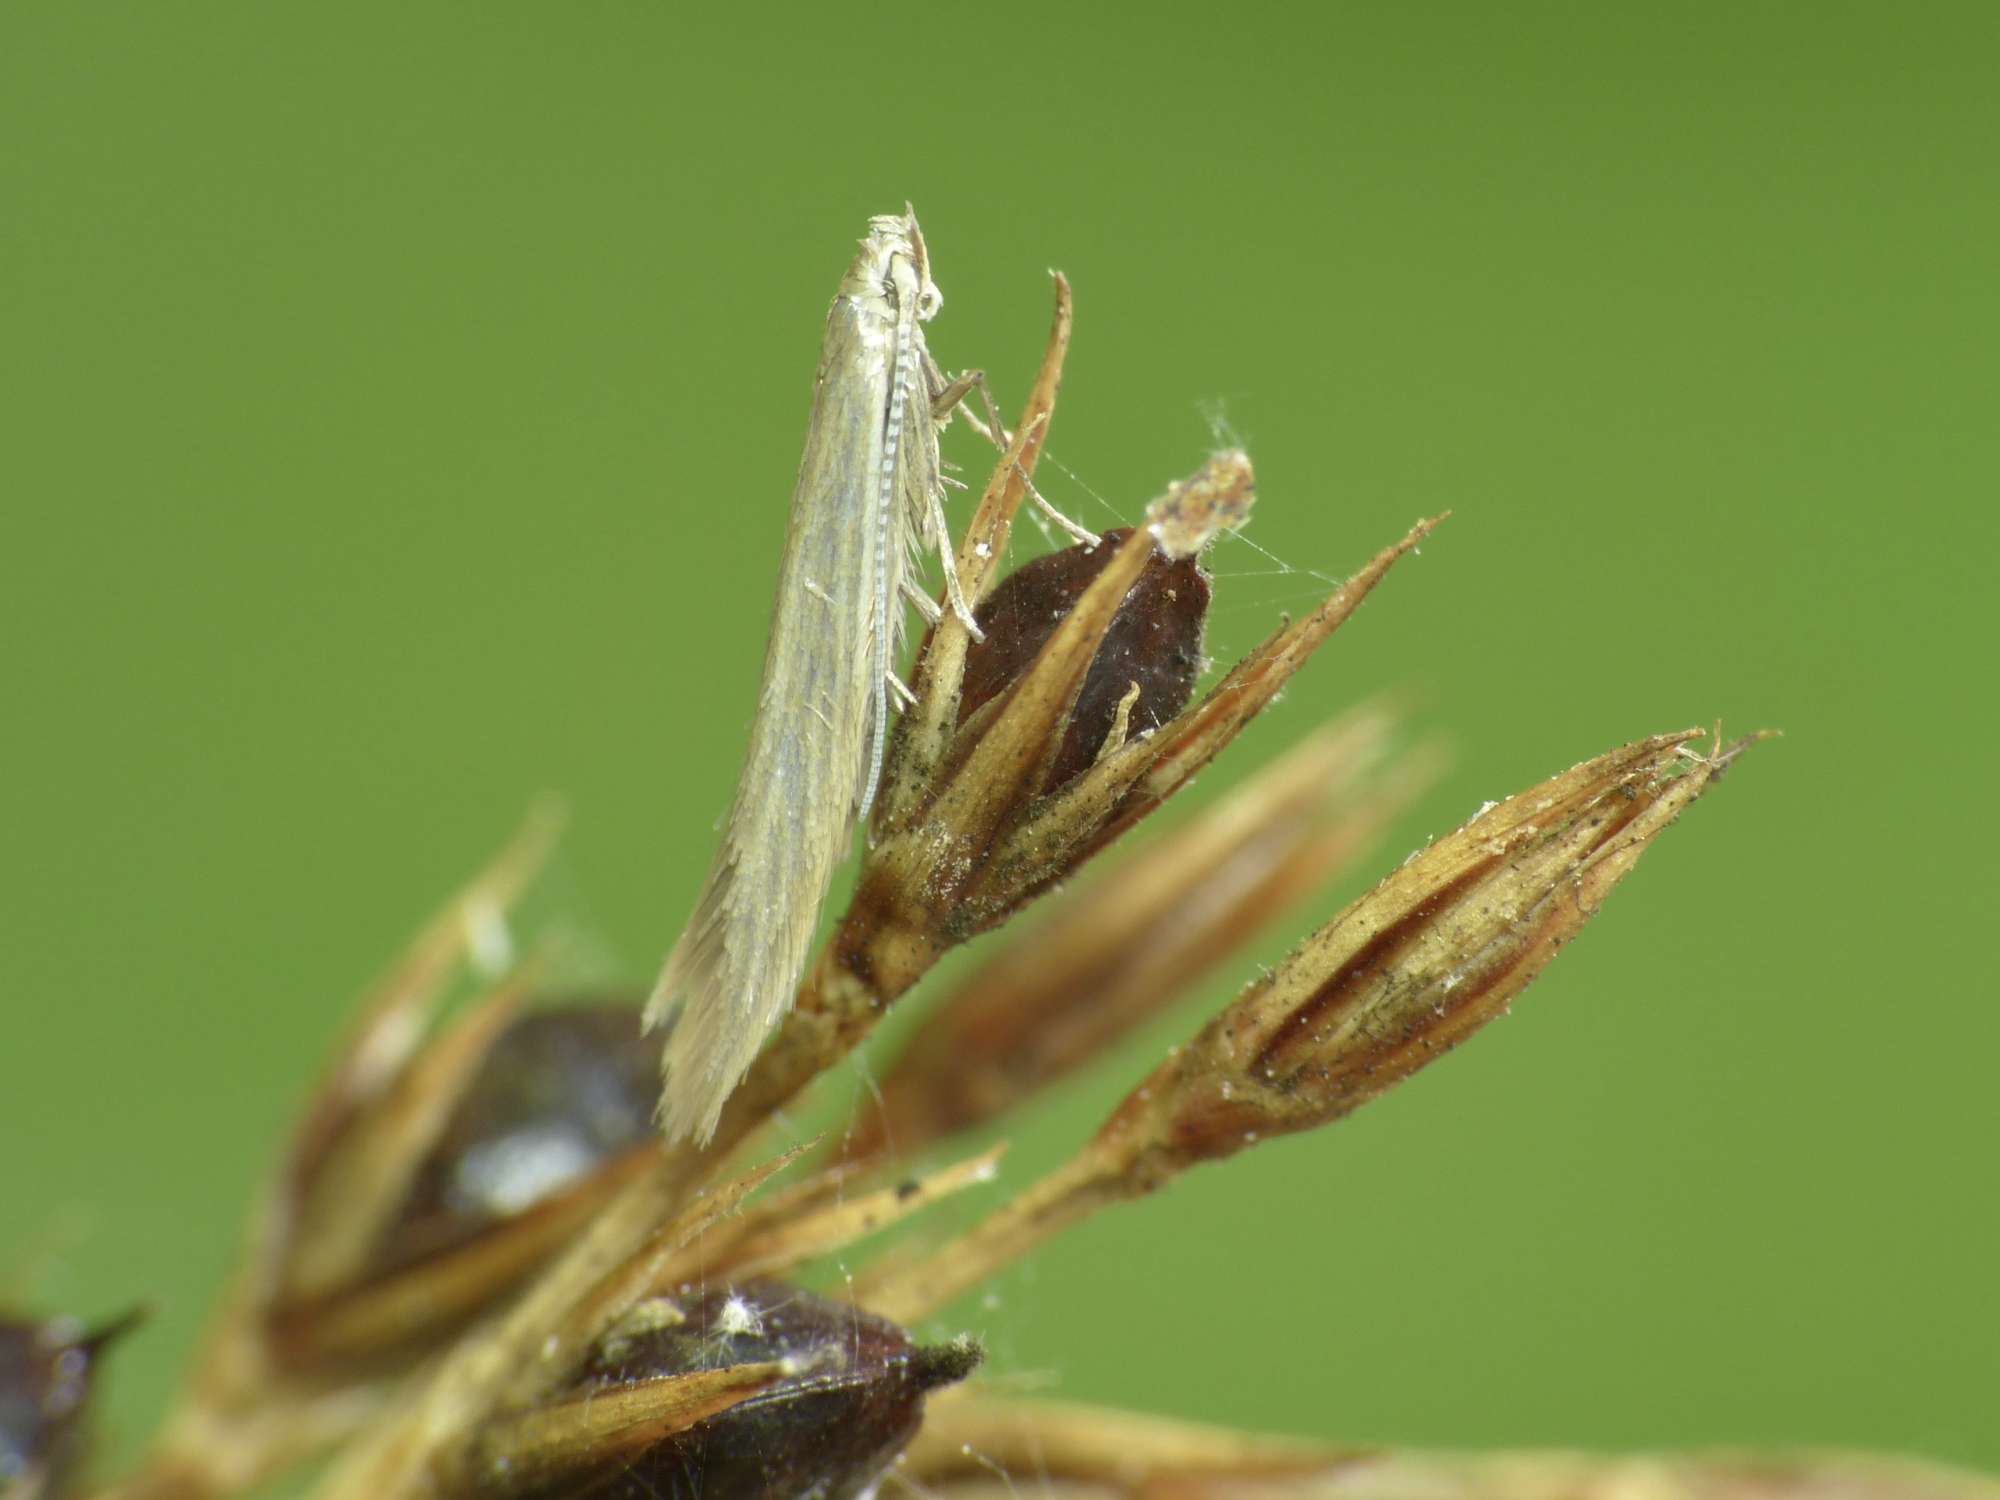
[524,1283,978,1500]
[367,1001,656,1274]
[958,529,1209,791]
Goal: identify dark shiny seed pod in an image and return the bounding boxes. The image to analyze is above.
[370,1002,657,1273]
[534,1282,979,1500]
[959,528,1209,790]
[0,1309,140,1499]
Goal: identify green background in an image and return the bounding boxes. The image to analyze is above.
[5,1,1995,1484]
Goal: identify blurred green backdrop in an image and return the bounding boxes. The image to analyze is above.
[4,1,1995,1484]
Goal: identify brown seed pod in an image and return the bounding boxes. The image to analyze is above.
[957,526,1210,792]
[481,1282,979,1500]
[369,1002,660,1274]
[273,1000,664,1371]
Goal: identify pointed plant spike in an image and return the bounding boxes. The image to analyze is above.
[1117,729,1764,1164]
[1091,515,1445,855]
[949,272,1072,611]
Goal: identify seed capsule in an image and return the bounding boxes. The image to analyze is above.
[481,1282,979,1500]
[276,1000,664,1370]
[957,526,1210,792]
[370,1003,659,1272]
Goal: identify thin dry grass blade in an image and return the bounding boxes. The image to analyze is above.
[713,1145,1006,1282]
[1080,518,1443,859]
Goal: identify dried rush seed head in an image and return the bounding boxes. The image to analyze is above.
[855,729,1762,1324]
[868,453,1259,944]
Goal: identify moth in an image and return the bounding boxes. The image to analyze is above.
[647,209,978,1144]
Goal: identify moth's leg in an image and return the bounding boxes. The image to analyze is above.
[930,364,985,426]
[930,354,1096,548]
[920,355,988,640]
[886,668,919,708]
[930,505,984,640]
[1014,462,1101,547]
[900,575,944,625]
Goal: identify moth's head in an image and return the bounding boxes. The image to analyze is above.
[903,205,942,321]
[863,206,942,323]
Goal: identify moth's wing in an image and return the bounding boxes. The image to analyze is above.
[649,296,895,1144]
[896,328,946,613]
